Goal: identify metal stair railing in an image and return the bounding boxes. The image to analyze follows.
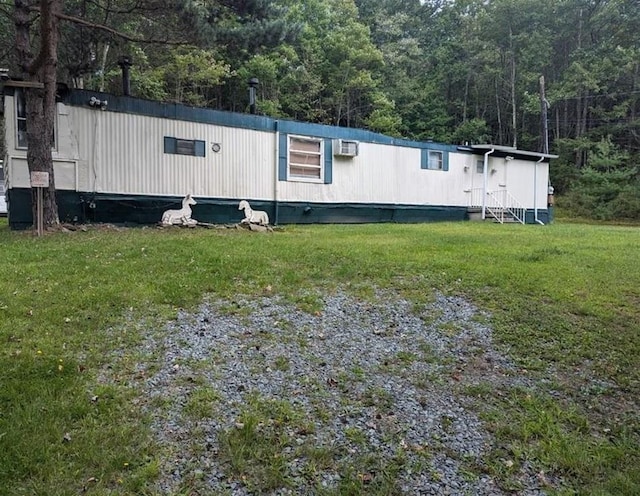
[487,190,526,224]
[467,188,525,224]
[468,188,484,210]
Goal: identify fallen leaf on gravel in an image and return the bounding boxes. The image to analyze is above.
[359,472,374,483]
[538,471,550,486]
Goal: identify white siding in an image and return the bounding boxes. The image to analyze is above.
[4,100,80,191]
[505,159,549,210]
[67,108,276,199]
[280,144,479,207]
[3,93,550,212]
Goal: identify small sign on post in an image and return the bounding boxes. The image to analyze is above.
[30,171,50,236]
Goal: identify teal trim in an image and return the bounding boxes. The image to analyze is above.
[324,139,333,184]
[420,149,428,169]
[421,149,449,171]
[164,137,176,154]
[6,189,553,229]
[194,140,206,157]
[278,133,288,181]
[8,189,517,229]
[524,209,552,225]
[64,89,459,153]
[277,202,468,224]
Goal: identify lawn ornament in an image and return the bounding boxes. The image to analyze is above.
[238,200,269,226]
[161,194,197,226]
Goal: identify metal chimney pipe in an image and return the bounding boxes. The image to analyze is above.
[248,77,259,114]
[118,56,133,96]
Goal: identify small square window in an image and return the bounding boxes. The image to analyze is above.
[476,159,484,174]
[421,148,448,171]
[428,151,443,170]
[176,139,196,156]
[164,137,206,157]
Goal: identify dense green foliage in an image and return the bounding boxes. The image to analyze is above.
[1,0,639,219]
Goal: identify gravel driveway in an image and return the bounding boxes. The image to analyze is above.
[136,290,550,495]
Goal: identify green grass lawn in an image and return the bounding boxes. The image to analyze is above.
[0,219,638,495]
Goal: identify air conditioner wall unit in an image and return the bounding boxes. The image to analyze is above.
[333,139,359,157]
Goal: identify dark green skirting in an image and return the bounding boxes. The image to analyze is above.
[6,189,548,229]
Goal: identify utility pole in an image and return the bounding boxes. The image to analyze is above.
[539,75,549,155]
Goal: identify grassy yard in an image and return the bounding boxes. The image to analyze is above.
[0,219,638,495]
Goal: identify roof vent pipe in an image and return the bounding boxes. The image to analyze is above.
[248,77,259,115]
[118,56,133,96]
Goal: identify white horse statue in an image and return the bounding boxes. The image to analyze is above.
[161,194,197,226]
[238,200,269,226]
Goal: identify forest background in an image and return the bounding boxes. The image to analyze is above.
[1,0,639,221]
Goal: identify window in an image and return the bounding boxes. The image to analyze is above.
[14,88,56,149]
[420,148,449,171]
[476,159,484,174]
[427,150,443,170]
[164,137,206,157]
[16,90,27,148]
[288,136,323,181]
[278,134,332,184]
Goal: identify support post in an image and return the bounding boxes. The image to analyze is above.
[30,171,50,236]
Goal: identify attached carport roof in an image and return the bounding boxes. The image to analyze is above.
[457,144,558,161]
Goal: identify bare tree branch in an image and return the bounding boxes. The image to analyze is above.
[55,11,189,44]
[84,0,165,16]
[24,4,189,45]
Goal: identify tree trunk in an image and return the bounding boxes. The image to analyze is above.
[495,77,502,144]
[462,72,470,122]
[99,42,110,92]
[509,26,517,149]
[14,0,61,229]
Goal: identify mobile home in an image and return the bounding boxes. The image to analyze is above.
[2,84,556,229]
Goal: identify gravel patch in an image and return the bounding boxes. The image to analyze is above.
[137,290,548,495]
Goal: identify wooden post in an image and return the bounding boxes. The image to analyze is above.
[30,171,50,236]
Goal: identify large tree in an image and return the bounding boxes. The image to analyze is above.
[14,0,62,228]
[8,0,297,229]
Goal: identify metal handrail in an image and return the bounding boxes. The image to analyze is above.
[468,188,525,224]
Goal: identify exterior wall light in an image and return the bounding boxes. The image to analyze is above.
[88,96,108,110]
